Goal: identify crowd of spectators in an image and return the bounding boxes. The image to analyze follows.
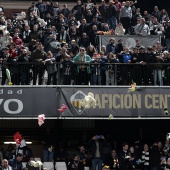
[1,135,170,170]
[0,0,170,86]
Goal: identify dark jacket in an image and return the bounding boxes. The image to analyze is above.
[118,150,131,170]
[88,138,107,159]
[36,2,46,14]
[68,161,84,170]
[106,5,117,18]
[150,145,164,167]
[53,148,67,162]
[18,54,31,72]
[8,158,23,170]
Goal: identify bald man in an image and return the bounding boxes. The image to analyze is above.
[0,159,12,170]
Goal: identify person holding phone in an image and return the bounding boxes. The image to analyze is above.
[88,135,107,170]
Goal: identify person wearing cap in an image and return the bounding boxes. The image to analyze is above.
[9,153,28,170]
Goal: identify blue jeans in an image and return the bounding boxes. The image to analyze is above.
[92,158,103,170]
[43,149,54,162]
[154,69,163,86]
[107,16,116,30]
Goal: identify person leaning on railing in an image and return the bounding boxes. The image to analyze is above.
[72,47,91,85]
[31,43,47,85]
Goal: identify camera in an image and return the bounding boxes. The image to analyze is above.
[96,135,101,139]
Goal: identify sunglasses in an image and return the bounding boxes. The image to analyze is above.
[80,49,85,52]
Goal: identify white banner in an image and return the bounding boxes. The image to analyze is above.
[99,35,161,50]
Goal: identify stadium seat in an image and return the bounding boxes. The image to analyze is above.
[56,162,67,170]
[22,162,27,168]
[43,162,54,170]
[84,167,89,170]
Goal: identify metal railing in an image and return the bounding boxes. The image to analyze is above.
[1,62,170,86]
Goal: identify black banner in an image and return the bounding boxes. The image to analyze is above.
[0,87,57,117]
[0,86,170,118]
[59,86,170,117]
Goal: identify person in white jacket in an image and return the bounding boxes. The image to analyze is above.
[0,31,13,49]
[115,23,125,35]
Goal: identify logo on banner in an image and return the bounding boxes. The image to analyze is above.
[0,89,23,114]
[70,91,86,115]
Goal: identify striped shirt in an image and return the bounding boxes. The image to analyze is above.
[141,150,150,166]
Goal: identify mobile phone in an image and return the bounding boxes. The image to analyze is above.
[96,135,100,138]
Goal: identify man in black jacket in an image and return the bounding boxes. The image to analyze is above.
[106,0,117,30]
[118,142,131,170]
[88,135,106,170]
